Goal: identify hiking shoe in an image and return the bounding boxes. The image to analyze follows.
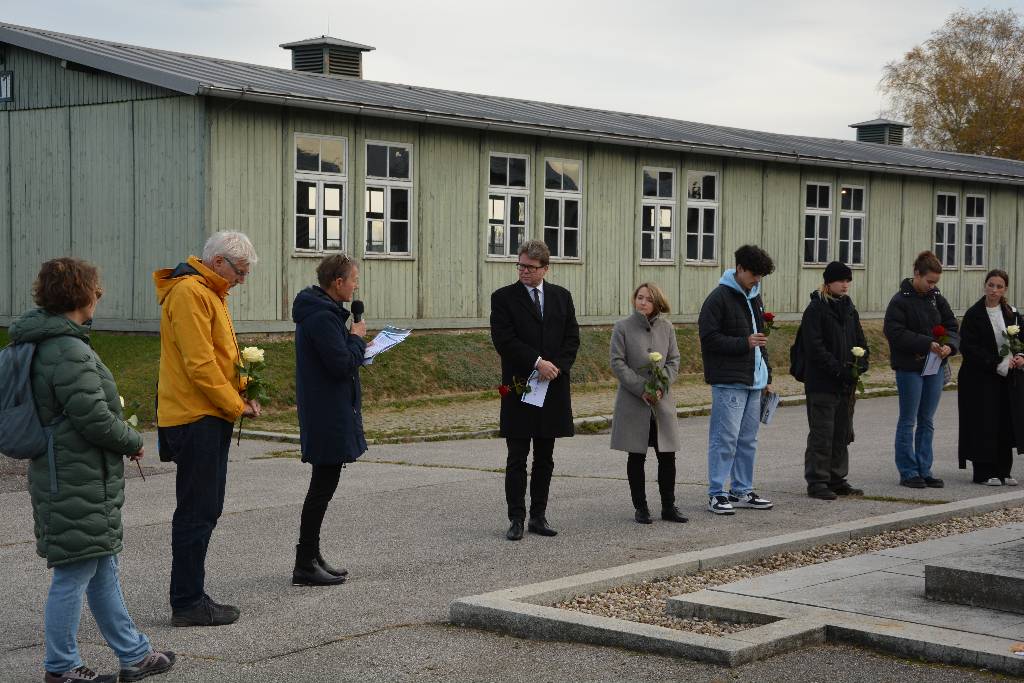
[44,666,115,683]
[983,477,1003,486]
[729,492,774,510]
[831,483,864,496]
[707,495,735,515]
[924,477,945,488]
[808,487,837,500]
[1006,477,1019,486]
[899,476,926,489]
[119,651,175,682]
[172,595,240,627]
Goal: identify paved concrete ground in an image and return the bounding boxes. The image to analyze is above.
[0,392,1010,681]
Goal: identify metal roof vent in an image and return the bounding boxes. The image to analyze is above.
[280,36,375,78]
[849,118,911,146]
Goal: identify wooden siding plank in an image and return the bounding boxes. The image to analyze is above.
[0,111,9,316]
[760,164,801,314]
[70,102,134,320]
[9,107,71,312]
[900,176,934,298]
[865,174,903,312]
[586,145,633,317]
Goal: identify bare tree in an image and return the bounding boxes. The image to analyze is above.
[881,8,1024,159]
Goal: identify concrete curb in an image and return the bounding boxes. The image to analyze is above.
[448,489,1024,670]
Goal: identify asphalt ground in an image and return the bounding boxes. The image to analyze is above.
[0,391,1009,682]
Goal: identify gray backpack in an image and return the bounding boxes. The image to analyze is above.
[0,342,51,459]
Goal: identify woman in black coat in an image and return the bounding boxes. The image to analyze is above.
[291,254,367,586]
[957,268,1024,485]
[800,262,868,500]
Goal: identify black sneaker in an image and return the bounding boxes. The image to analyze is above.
[924,477,945,488]
[900,476,927,489]
[707,495,735,515]
[119,650,175,682]
[728,491,774,510]
[172,595,240,627]
[831,483,864,496]
[808,487,837,500]
[44,666,115,683]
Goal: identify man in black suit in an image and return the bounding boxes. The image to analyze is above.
[490,240,580,541]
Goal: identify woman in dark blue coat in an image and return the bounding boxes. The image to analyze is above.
[291,254,367,586]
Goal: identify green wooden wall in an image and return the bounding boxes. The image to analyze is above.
[0,111,9,317]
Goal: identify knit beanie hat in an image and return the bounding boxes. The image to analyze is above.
[823,261,853,283]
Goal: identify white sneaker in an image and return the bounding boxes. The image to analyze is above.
[729,491,774,510]
[708,495,735,515]
[984,478,1003,486]
[1006,477,1019,486]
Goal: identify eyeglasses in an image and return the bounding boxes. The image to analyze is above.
[516,263,545,274]
[223,256,249,279]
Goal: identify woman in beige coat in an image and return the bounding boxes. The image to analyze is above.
[610,283,687,524]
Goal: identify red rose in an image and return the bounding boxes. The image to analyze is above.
[932,325,946,338]
[498,384,511,398]
[764,312,775,322]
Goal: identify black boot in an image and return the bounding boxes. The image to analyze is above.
[315,543,348,578]
[634,505,653,524]
[292,545,346,586]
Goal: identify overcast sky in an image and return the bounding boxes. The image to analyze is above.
[2,0,1020,139]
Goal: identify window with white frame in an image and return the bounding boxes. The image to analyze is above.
[803,183,831,265]
[685,171,718,262]
[0,72,11,102]
[365,142,413,255]
[935,192,958,267]
[487,153,529,258]
[294,134,347,253]
[838,185,865,266]
[543,158,582,259]
[641,168,675,261]
[964,194,986,268]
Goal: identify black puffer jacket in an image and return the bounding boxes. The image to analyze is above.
[883,278,960,372]
[698,276,772,386]
[800,291,868,394]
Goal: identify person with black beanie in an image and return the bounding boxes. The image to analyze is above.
[799,261,868,499]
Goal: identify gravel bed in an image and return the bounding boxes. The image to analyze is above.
[556,505,1024,637]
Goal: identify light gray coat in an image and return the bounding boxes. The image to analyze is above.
[610,311,681,453]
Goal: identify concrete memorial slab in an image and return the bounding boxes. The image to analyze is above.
[926,539,1024,614]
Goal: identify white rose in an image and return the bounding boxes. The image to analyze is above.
[241,346,265,363]
[648,351,663,363]
[851,347,866,358]
[1008,325,1021,336]
[127,415,139,428]
[120,395,125,408]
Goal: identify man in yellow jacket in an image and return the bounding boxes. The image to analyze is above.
[154,231,260,627]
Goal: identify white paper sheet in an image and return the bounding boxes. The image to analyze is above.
[759,390,781,425]
[921,351,942,376]
[362,325,412,365]
[520,370,550,407]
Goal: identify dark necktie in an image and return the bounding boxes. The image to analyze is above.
[532,288,543,319]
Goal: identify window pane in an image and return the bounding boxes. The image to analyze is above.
[642,169,657,197]
[688,176,703,200]
[390,221,409,252]
[840,216,849,239]
[510,196,527,225]
[391,188,409,221]
[804,240,815,263]
[947,223,956,244]
[839,242,849,263]
[321,138,343,174]
[702,174,716,201]
[564,200,578,228]
[367,145,388,177]
[853,218,862,240]
[510,225,524,253]
[977,224,984,244]
[964,224,973,246]
[488,224,505,256]
[935,222,944,244]
[563,229,578,258]
[323,184,342,214]
[562,161,580,192]
[659,171,673,198]
[946,244,955,266]
[817,239,828,263]
[296,136,319,172]
[367,187,385,216]
[545,198,559,227]
[853,188,864,212]
[660,206,672,229]
[366,219,385,252]
[975,197,985,217]
[818,215,829,239]
[948,195,957,217]
[806,185,817,208]
[703,208,715,235]
[687,207,699,234]
[545,160,562,190]
[297,181,317,213]
[819,185,830,209]
[841,187,851,211]
[805,215,815,238]
[642,233,654,260]
[490,156,508,187]
[642,205,655,230]
[390,147,410,179]
[852,242,862,264]
[965,241,973,266]
[509,158,527,187]
[296,216,315,250]
[544,227,560,256]
[936,195,946,216]
[323,218,342,250]
[702,234,714,261]
[659,232,672,260]
[686,235,698,260]
[489,195,505,222]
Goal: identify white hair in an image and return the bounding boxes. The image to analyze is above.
[202,231,258,265]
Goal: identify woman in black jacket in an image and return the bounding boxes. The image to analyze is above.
[800,262,868,500]
[883,251,960,489]
[291,254,367,586]
[957,269,1024,485]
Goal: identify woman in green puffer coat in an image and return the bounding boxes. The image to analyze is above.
[10,258,174,683]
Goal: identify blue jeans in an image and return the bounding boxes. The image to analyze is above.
[44,554,150,673]
[894,369,945,480]
[160,416,233,610]
[707,386,762,497]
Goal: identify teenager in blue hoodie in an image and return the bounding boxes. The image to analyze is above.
[698,245,776,515]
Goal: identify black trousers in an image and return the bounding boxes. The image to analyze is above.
[627,418,676,510]
[804,392,852,492]
[160,416,233,610]
[505,437,555,522]
[298,464,343,550]
[972,383,1014,482]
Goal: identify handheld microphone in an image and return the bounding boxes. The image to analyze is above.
[351,300,365,323]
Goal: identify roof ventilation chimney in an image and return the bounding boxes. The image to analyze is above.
[849,118,911,146]
[280,36,375,78]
